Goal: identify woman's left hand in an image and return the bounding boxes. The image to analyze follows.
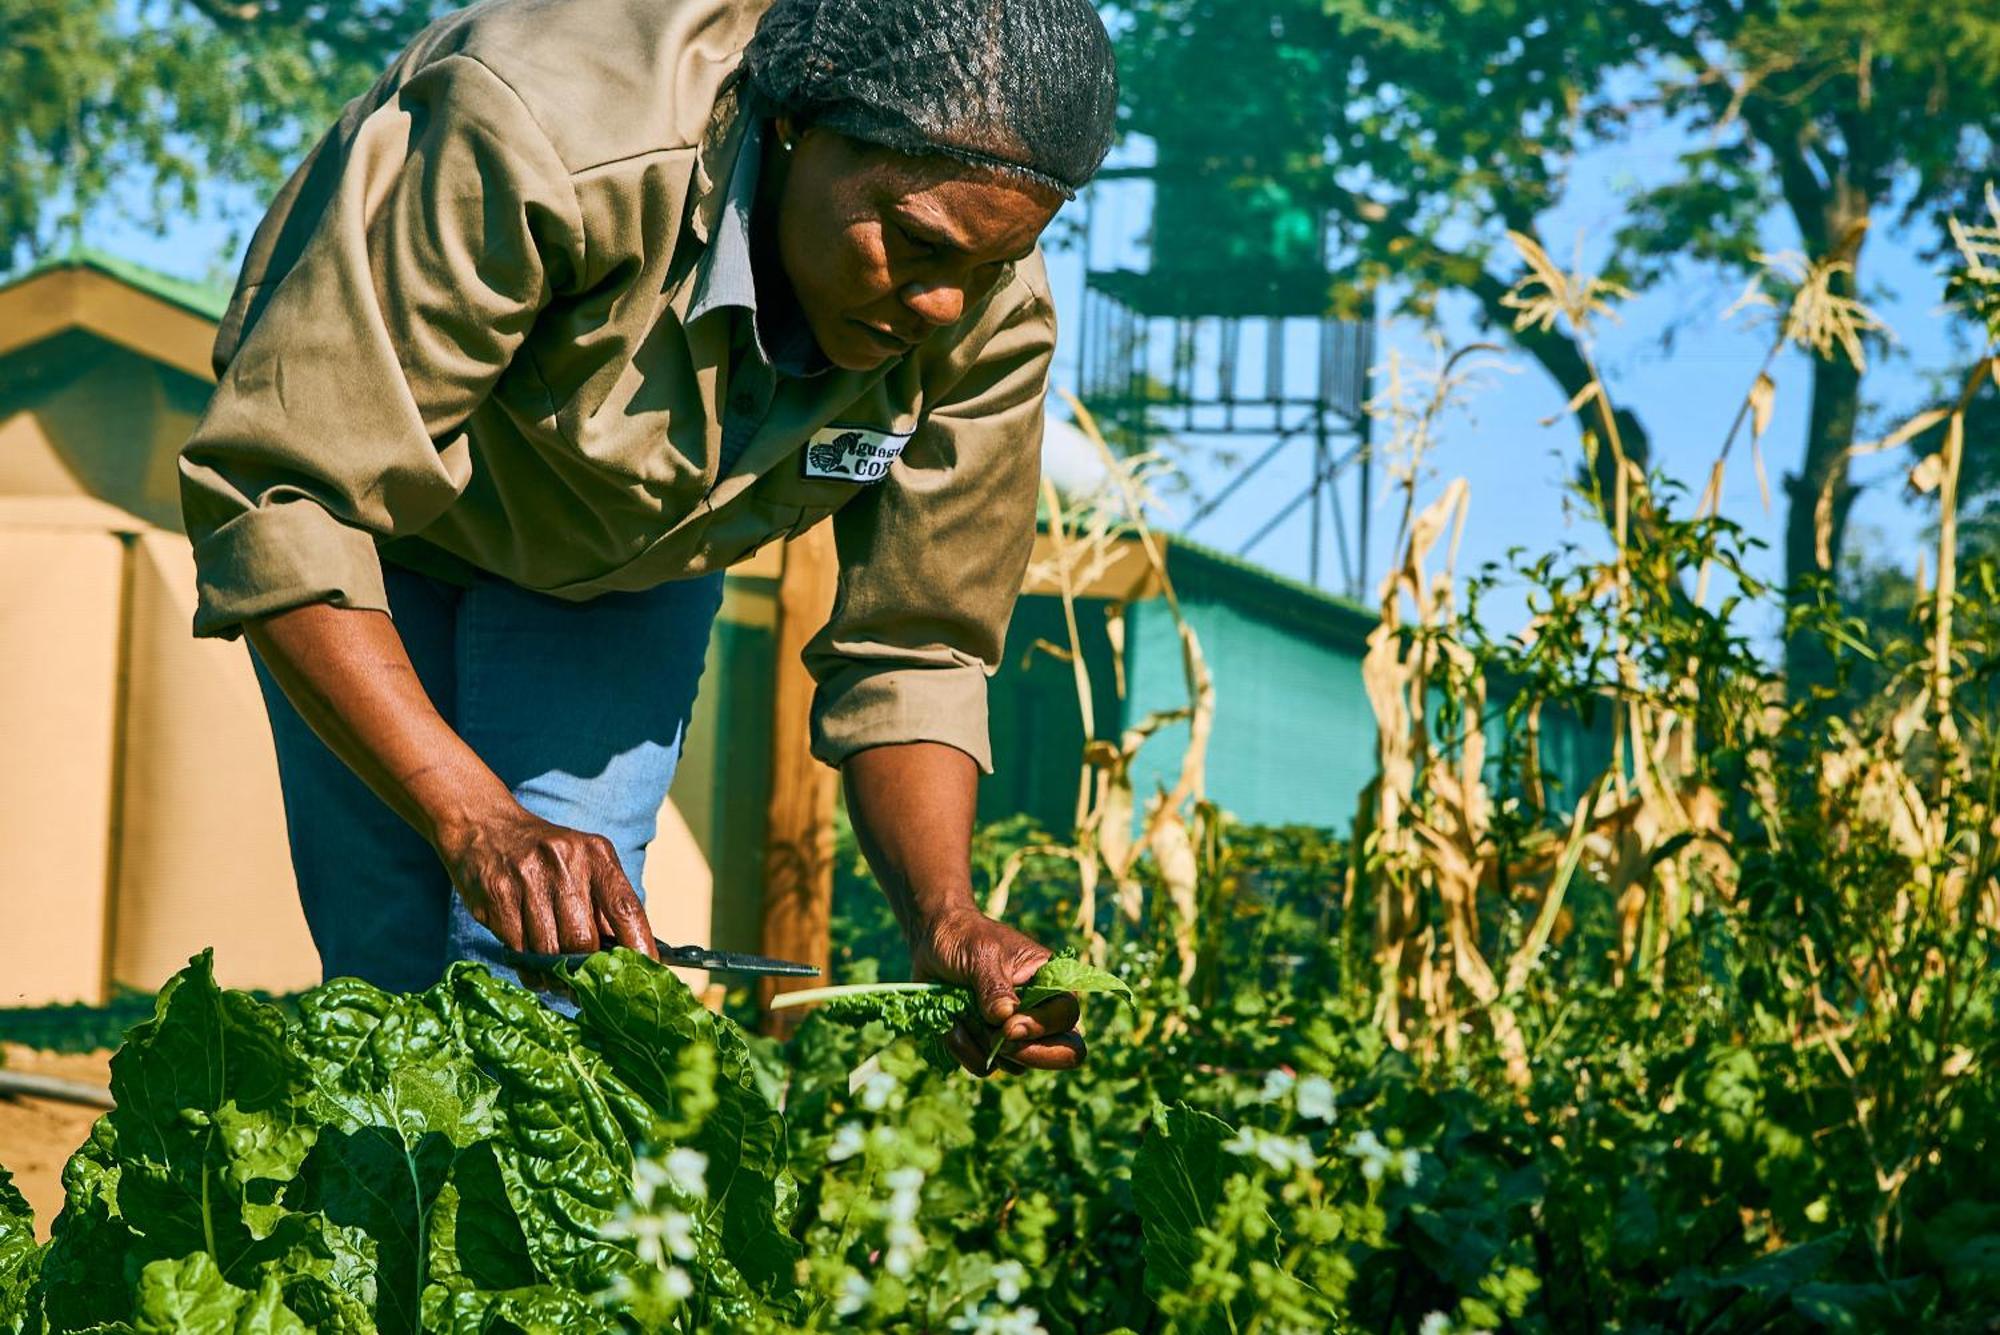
[910,906,1084,1076]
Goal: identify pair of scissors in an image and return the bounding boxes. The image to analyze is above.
[503,937,820,977]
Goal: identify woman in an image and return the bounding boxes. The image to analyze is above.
[178,0,1118,1075]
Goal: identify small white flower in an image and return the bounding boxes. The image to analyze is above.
[1257,1134,1316,1175]
[661,1209,697,1262]
[1259,1069,1297,1104]
[885,1245,915,1278]
[1344,1129,1392,1182]
[1295,1075,1337,1123]
[662,1266,693,1302]
[884,1166,926,1226]
[1418,1312,1452,1335]
[663,1147,708,1200]
[827,1122,866,1163]
[832,1272,873,1316]
[975,1306,1048,1335]
[602,1201,674,1265]
[859,1068,900,1112]
[631,1155,671,1202]
[1221,1127,1315,1175]
[954,1304,1051,1335]
[992,1259,1027,1304]
[1344,1130,1417,1185]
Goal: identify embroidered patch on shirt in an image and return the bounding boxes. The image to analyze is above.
[801,425,913,483]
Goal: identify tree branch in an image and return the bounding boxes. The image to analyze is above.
[182,0,265,30]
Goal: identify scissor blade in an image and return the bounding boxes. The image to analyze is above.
[658,943,820,977]
[501,940,820,978]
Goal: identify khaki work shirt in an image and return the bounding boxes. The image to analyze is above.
[178,0,1056,771]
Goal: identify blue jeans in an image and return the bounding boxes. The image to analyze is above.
[250,562,725,1009]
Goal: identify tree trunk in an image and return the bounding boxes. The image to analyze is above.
[1782,212,1870,703]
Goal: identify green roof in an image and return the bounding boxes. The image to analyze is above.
[1166,531,1378,642]
[4,246,231,322]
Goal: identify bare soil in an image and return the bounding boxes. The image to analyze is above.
[0,1044,112,1241]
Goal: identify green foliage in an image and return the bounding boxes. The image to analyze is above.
[128,1253,307,1333]
[2,0,453,269]
[1132,1102,1278,1330]
[1117,0,2000,619]
[565,950,798,1307]
[0,987,298,1055]
[4,802,1998,1331]
[5,522,2000,1330]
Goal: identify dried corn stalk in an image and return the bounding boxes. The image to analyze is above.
[1003,395,1215,977]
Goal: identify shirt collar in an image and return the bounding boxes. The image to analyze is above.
[685,110,831,378]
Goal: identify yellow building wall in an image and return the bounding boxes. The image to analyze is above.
[0,520,124,1005]
[105,533,315,994]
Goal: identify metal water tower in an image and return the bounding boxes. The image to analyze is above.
[1075,142,1375,599]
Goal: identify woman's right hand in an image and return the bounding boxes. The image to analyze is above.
[433,804,661,961]
[245,604,660,976]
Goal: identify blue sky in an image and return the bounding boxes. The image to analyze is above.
[82,105,1982,643]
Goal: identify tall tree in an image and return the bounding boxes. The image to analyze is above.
[1114,0,2000,689]
[1,0,446,272]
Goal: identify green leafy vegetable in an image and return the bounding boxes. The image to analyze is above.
[17,950,812,1334]
[1019,953,1136,1010]
[565,950,800,1310]
[1132,1103,1240,1305]
[771,948,1137,1070]
[797,984,965,1037]
[0,1163,40,1335]
[129,1253,306,1334]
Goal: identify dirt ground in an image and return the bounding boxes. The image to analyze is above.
[0,1044,112,1241]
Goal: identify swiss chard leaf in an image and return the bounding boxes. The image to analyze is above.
[130,1252,306,1334]
[102,952,318,1288]
[27,1118,137,1331]
[420,1281,622,1334]
[439,965,650,1296]
[566,950,802,1311]
[0,1163,40,1335]
[292,980,500,1335]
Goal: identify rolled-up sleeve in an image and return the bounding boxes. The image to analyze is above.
[804,279,1056,772]
[178,55,583,638]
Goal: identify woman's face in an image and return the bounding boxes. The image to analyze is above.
[766,119,1063,371]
